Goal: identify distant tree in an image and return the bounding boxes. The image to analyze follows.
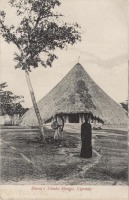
[120,100,128,112]
[0,82,28,116]
[0,82,8,91]
[0,0,81,141]
[0,82,14,115]
[5,100,29,117]
[10,104,29,117]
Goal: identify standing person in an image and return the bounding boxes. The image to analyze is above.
[57,114,64,138]
[80,117,92,158]
[51,115,59,139]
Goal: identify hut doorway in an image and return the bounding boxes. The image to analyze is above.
[69,114,79,123]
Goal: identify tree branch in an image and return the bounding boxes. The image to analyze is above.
[33,12,42,30]
[0,20,21,50]
[26,8,35,27]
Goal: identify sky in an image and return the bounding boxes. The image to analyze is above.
[0,0,128,108]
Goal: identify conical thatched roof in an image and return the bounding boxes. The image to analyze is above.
[20,63,127,126]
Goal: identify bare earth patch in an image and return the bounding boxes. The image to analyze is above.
[0,127,128,185]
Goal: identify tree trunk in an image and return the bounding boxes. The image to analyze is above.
[25,70,45,141]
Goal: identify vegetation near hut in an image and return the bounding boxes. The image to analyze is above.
[0,82,28,117]
[120,100,128,112]
[0,0,81,141]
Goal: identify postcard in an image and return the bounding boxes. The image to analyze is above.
[0,0,128,199]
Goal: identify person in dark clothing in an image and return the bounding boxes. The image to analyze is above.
[80,117,92,158]
[57,114,64,138]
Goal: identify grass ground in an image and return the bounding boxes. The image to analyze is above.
[0,126,128,185]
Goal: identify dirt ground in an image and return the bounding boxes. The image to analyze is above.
[0,126,128,185]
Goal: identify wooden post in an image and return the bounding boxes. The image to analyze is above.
[66,115,69,123]
[63,115,66,123]
[89,115,91,123]
[79,114,82,123]
[82,114,85,123]
[94,116,97,124]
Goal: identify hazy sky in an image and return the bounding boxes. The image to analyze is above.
[0,0,128,107]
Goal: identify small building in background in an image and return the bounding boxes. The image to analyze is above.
[0,114,20,126]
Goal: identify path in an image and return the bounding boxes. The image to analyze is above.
[1,129,126,185]
[58,135,102,184]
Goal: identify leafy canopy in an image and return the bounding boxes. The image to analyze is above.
[0,0,81,71]
[0,82,28,116]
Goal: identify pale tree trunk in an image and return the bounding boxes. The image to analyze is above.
[25,70,45,141]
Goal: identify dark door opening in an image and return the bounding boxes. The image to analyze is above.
[69,114,79,123]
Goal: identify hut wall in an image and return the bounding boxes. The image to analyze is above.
[0,115,12,125]
[0,116,5,125]
[46,113,101,124]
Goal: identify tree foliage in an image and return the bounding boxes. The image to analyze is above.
[120,100,128,112]
[0,0,81,139]
[0,0,81,71]
[0,82,29,116]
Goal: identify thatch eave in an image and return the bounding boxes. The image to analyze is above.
[20,63,127,126]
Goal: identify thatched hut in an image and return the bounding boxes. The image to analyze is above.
[20,63,127,127]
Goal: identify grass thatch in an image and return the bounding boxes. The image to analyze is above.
[20,63,127,126]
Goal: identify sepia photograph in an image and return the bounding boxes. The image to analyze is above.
[0,0,128,199]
